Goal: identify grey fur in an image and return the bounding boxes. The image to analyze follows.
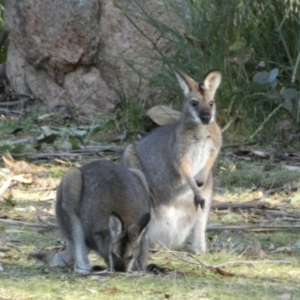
[40,160,151,274]
[122,70,222,254]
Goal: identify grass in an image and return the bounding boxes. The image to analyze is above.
[1,151,300,300]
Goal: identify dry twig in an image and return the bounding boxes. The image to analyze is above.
[159,243,292,274]
[0,218,58,229]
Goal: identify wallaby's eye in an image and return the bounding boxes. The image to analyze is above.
[191,100,198,107]
[209,100,214,106]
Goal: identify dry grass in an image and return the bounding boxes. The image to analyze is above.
[0,151,300,300]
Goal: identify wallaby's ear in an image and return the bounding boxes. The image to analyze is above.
[202,70,222,94]
[109,212,124,238]
[128,213,151,243]
[174,69,198,96]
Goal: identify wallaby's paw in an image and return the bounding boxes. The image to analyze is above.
[194,194,205,211]
[146,263,168,275]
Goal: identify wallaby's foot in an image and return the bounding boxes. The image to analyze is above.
[192,242,206,255]
[194,194,205,211]
[74,263,93,275]
[146,263,168,275]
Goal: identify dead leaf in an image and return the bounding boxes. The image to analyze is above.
[268,243,276,250]
[252,190,264,200]
[208,266,234,277]
[104,287,118,294]
[37,133,58,145]
[146,105,180,126]
[2,152,46,174]
[13,174,35,184]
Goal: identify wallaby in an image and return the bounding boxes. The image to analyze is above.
[31,160,151,274]
[122,70,222,254]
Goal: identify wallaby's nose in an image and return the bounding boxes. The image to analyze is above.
[199,110,211,124]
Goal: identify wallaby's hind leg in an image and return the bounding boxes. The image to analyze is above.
[192,173,213,254]
[71,217,92,274]
[58,169,92,274]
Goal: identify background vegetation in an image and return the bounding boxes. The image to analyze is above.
[0,1,6,64]
[1,1,300,146]
[120,0,300,144]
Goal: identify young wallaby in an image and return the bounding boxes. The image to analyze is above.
[32,160,151,274]
[122,70,222,254]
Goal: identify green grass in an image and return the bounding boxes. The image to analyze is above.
[1,156,300,300]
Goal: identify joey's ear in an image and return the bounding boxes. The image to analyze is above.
[202,70,222,93]
[174,69,198,95]
[138,213,151,231]
[128,213,151,242]
[109,212,124,238]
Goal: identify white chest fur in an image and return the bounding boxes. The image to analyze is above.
[187,138,214,177]
[147,191,197,247]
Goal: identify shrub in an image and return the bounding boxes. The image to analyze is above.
[121,0,300,142]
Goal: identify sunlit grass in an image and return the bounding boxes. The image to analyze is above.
[1,157,300,299]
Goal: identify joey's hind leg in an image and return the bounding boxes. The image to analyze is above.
[192,173,213,254]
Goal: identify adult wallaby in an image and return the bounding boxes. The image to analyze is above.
[32,160,151,274]
[122,70,222,254]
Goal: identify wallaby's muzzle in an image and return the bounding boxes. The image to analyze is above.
[199,108,211,125]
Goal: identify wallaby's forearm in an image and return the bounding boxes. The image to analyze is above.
[180,157,205,210]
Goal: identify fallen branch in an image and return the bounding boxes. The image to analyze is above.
[0,218,58,229]
[211,200,269,210]
[207,224,300,231]
[0,177,15,198]
[11,146,126,160]
[252,209,300,219]
[0,109,23,116]
[159,242,234,277]
[159,243,292,274]
[213,259,293,268]
[0,98,29,107]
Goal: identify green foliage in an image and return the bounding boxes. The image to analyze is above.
[0,3,6,64]
[121,0,300,142]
